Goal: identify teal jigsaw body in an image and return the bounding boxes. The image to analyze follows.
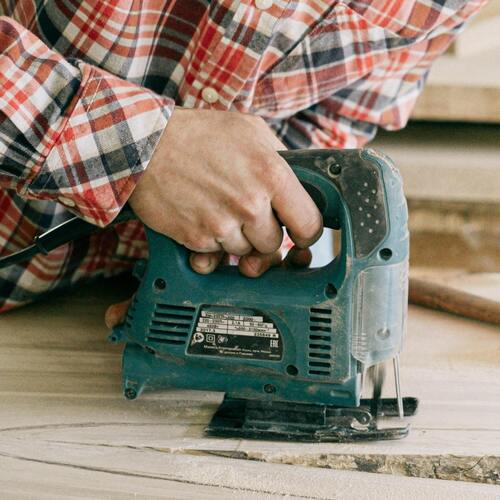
[110,148,410,414]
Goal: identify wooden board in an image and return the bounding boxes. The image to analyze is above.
[371,122,500,270]
[372,123,500,204]
[2,449,498,500]
[412,49,500,123]
[1,276,500,498]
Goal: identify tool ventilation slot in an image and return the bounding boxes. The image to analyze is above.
[308,307,332,377]
[147,303,196,346]
[125,297,137,329]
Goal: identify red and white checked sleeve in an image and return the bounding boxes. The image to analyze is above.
[273,1,485,150]
[0,17,174,227]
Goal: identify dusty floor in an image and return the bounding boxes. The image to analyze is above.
[0,275,499,498]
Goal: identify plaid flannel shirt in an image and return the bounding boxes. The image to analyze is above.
[0,0,486,312]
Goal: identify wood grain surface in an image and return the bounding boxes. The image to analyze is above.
[1,276,499,498]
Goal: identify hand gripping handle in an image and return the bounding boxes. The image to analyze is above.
[279,148,404,260]
[0,149,404,277]
[146,148,404,273]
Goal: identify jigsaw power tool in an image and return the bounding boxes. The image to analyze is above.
[0,148,417,442]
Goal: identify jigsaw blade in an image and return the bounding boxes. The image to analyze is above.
[369,362,386,422]
[393,355,404,418]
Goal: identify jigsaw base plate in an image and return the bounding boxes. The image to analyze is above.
[206,396,419,443]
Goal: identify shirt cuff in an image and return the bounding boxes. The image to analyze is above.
[25,61,175,226]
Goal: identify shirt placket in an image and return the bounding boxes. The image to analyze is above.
[180,0,287,110]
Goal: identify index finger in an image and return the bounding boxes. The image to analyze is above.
[271,164,323,248]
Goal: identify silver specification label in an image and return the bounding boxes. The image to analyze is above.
[187,309,282,360]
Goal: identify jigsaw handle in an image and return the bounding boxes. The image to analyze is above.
[146,148,407,266]
[278,148,407,260]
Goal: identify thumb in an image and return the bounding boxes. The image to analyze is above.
[105,297,133,329]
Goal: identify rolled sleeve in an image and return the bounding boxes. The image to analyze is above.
[27,62,174,226]
[0,17,174,226]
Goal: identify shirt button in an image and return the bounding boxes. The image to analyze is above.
[255,0,273,10]
[58,196,76,208]
[201,87,219,104]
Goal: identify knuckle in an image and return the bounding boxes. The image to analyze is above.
[251,158,287,192]
[231,242,253,257]
[212,220,239,240]
[240,193,266,223]
[268,235,283,252]
[296,214,323,242]
[258,238,281,255]
[265,162,289,193]
[250,159,269,182]
[183,234,215,252]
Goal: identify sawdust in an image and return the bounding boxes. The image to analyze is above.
[233,452,500,485]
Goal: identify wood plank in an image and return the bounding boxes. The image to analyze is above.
[372,123,500,204]
[1,277,499,495]
[372,122,500,270]
[412,49,500,123]
[0,456,274,500]
[406,202,500,272]
[2,453,499,500]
